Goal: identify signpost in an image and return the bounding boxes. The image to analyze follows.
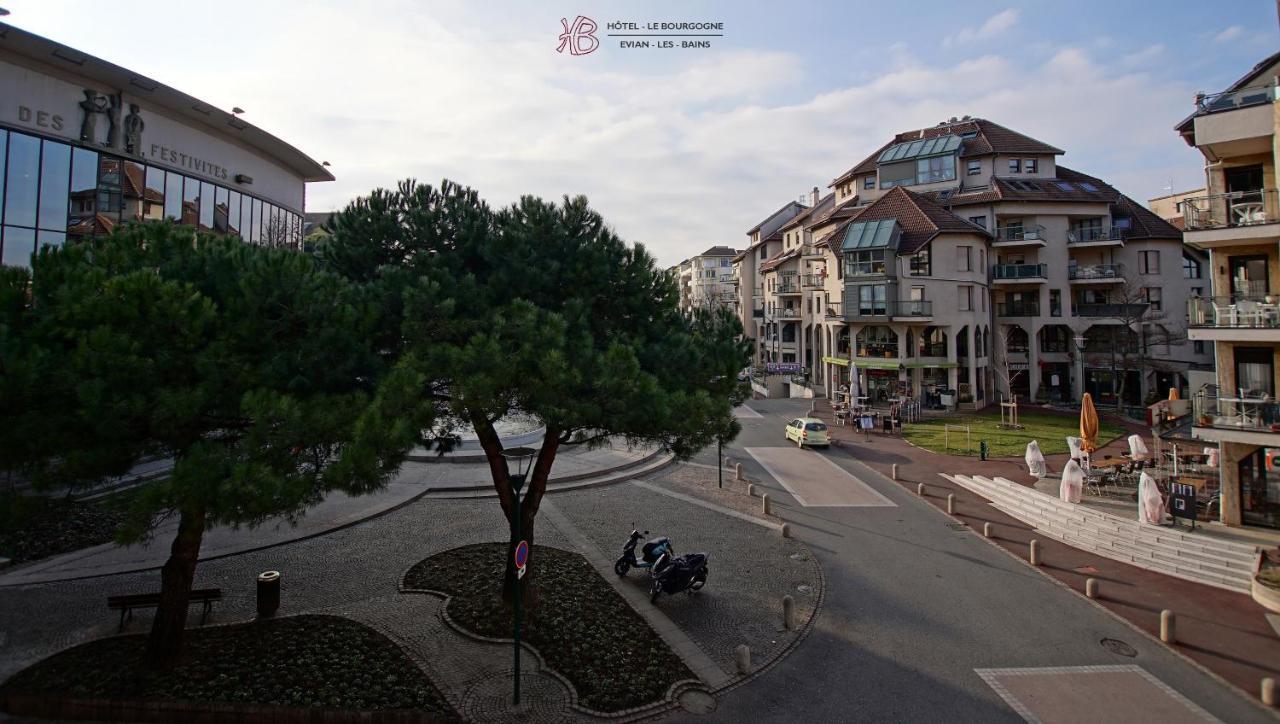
[514,540,529,578]
[1169,482,1197,529]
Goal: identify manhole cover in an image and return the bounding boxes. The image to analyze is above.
[1100,638,1138,657]
[946,522,968,530]
[678,689,717,714]
[796,584,813,595]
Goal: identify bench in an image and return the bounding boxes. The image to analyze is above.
[107,588,222,631]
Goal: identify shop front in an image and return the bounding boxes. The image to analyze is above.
[1238,448,1280,530]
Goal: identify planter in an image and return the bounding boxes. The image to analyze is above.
[1251,573,1280,614]
[1198,415,1212,426]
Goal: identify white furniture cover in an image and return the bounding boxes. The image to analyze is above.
[1025,440,1047,479]
[1127,434,1149,461]
[1060,459,1083,504]
[1138,471,1166,525]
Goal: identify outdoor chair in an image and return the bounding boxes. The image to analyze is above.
[1214,304,1238,327]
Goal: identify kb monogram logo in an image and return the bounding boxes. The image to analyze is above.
[557,16,599,55]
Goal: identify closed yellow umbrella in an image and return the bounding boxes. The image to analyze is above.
[1169,387,1179,401]
[1080,392,1100,453]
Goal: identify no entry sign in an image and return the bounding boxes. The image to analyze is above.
[514,540,529,569]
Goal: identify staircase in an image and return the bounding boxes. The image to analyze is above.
[940,473,1261,594]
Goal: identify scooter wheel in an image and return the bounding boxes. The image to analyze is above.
[650,583,662,604]
[613,558,630,577]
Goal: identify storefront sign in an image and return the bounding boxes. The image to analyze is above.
[1169,482,1197,526]
[764,362,803,374]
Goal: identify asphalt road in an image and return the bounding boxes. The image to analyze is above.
[688,398,1271,723]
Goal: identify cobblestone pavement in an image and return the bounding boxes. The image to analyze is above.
[0,461,821,722]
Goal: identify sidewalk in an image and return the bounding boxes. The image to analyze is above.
[809,398,1280,707]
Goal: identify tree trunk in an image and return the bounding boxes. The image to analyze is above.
[144,507,206,668]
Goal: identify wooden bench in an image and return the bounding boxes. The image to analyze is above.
[107,588,222,631]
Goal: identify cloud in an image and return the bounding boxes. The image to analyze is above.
[1121,44,1164,67]
[944,9,1020,46]
[1214,25,1244,42]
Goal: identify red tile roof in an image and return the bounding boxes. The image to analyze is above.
[824,186,986,256]
[758,246,801,272]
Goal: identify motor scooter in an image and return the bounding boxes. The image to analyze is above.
[614,529,673,576]
[649,551,709,603]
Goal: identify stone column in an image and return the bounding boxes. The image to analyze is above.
[1027,324,1040,402]
[1218,442,1248,527]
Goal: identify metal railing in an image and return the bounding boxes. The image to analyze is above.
[994,224,1046,242]
[856,344,899,358]
[1182,189,1280,231]
[1068,263,1123,281]
[992,263,1047,280]
[776,282,800,294]
[1187,294,1280,328]
[1072,303,1148,318]
[1040,340,1070,353]
[825,302,843,318]
[997,301,1040,317]
[918,343,948,357]
[720,273,737,284]
[1194,389,1280,433]
[1067,227,1125,244]
[800,273,826,288]
[888,300,933,317]
[776,308,800,319]
[1195,84,1276,116]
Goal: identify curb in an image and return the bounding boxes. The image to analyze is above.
[422,450,674,496]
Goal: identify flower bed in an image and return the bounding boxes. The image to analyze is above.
[0,492,132,563]
[404,543,692,712]
[1,615,454,716]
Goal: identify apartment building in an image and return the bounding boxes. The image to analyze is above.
[734,201,808,364]
[669,246,739,314]
[740,117,1207,408]
[1179,50,1280,530]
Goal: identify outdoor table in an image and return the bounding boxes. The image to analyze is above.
[1091,458,1129,469]
[1177,476,1209,492]
[1215,397,1269,427]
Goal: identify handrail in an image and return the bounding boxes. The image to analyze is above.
[992,263,1047,280]
[1182,189,1280,231]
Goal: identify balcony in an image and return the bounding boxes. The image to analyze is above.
[918,343,948,357]
[992,263,1048,284]
[825,301,843,319]
[1182,190,1280,243]
[1187,294,1280,342]
[855,343,900,359]
[1068,263,1124,283]
[751,286,764,299]
[801,242,825,259]
[993,224,1047,247]
[1072,303,1148,318]
[752,308,764,319]
[801,273,826,289]
[719,290,737,302]
[1191,85,1275,160]
[720,273,738,285]
[1192,390,1280,446]
[777,275,801,295]
[1066,227,1125,247]
[889,300,933,319]
[775,308,801,320]
[997,301,1040,317]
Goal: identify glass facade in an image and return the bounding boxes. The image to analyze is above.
[0,128,304,268]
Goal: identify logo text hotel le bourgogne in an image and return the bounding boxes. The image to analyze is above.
[557,17,723,55]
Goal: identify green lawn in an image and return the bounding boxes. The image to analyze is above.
[901,410,1126,458]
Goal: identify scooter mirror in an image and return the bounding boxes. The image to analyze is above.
[643,530,649,535]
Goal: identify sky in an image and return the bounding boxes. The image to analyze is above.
[5,1,1278,267]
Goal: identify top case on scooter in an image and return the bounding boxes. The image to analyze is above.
[641,537,670,563]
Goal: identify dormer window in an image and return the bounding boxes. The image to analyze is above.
[1008,158,1021,174]
[1024,159,1038,174]
[864,176,875,190]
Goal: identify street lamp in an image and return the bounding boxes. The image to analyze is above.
[500,446,538,707]
[1073,334,1086,401]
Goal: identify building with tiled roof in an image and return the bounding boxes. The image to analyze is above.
[739,117,1210,409]
[673,244,742,314]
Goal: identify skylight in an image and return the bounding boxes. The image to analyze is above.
[877,134,962,164]
[1056,182,1074,191]
[842,219,900,250]
[1080,182,1099,192]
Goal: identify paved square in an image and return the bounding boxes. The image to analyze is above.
[976,665,1220,724]
[733,405,763,419]
[745,447,897,507]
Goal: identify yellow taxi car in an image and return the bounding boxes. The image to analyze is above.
[784,417,829,449]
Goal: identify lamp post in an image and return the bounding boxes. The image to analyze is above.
[1073,334,1086,402]
[500,446,538,708]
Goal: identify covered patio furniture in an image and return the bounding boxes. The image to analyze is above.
[1138,471,1166,525]
[1025,440,1047,479]
[1127,434,1149,462]
[1060,460,1083,504]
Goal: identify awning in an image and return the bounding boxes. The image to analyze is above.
[823,356,850,367]
[877,134,961,163]
[851,359,901,370]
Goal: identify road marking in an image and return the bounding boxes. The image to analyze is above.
[744,447,897,507]
[976,665,1220,724]
[631,480,782,530]
[733,405,763,419]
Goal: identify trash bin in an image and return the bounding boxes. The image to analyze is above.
[257,570,281,617]
[979,441,989,461]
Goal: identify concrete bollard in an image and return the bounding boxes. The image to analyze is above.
[747,483,756,497]
[1086,578,1099,599]
[891,463,899,480]
[762,493,771,515]
[916,483,925,497]
[779,523,791,539]
[1029,539,1041,566]
[782,595,796,630]
[735,463,744,481]
[946,494,955,515]
[1160,610,1176,644]
[735,644,751,674]
[982,522,992,538]
[1262,677,1276,707]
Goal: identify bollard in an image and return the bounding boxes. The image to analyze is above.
[782,595,796,630]
[257,570,281,617]
[1029,539,1041,566]
[1160,610,1176,644]
[916,483,925,496]
[747,483,756,497]
[779,523,791,539]
[1262,677,1276,707]
[946,494,955,515]
[762,494,771,515]
[735,463,744,481]
[982,522,992,538]
[735,644,751,674]
[1086,578,1099,599]
[891,463,899,481]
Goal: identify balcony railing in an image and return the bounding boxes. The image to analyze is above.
[1068,263,1123,281]
[918,343,948,357]
[776,280,800,294]
[1193,390,1280,433]
[889,300,932,317]
[1067,227,1125,244]
[992,263,1048,280]
[775,308,800,319]
[994,224,1047,243]
[1040,340,1070,353]
[1187,294,1280,328]
[720,273,737,284]
[719,291,737,302]
[801,273,826,288]
[1182,189,1280,231]
[856,344,899,359]
[752,286,763,298]
[1195,84,1276,116]
[1072,303,1148,318]
[825,302,843,318]
[752,308,764,319]
[997,301,1040,317]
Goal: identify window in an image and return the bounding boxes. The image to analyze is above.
[864,175,875,190]
[1139,250,1160,274]
[1143,287,1162,312]
[978,248,986,272]
[1182,255,1201,279]
[38,142,70,233]
[1114,217,1131,230]
[69,149,99,236]
[164,172,183,220]
[916,154,956,184]
[1008,158,1021,174]
[1079,182,1099,192]
[909,245,931,275]
[957,245,972,272]
[845,248,886,276]
[1023,158,1038,174]
[859,284,887,315]
[966,160,981,176]
[968,215,987,230]
[910,286,925,301]
[4,132,39,228]
[1050,289,1062,317]
[1194,341,1205,355]
[959,285,973,311]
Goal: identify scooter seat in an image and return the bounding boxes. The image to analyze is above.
[641,537,670,561]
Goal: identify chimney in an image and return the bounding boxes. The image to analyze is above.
[812,186,820,205]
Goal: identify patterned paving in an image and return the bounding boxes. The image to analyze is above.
[976,665,1221,724]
